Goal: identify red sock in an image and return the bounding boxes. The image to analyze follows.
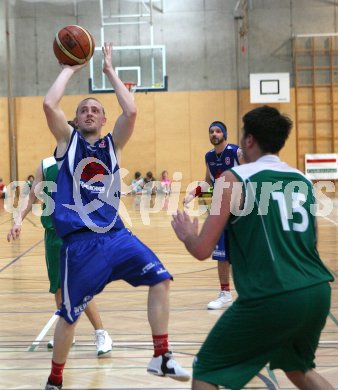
[221,283,230,292]
[152,334,169,357]
[48,360,65,386]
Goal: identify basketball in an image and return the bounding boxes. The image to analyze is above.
[53,25,95,65]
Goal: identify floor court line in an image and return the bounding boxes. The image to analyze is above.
[320,214,338,226]
[28,313,59,352]
[0,239,43,273]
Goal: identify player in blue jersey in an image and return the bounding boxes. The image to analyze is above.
[173,106,334,390]
[184,121,242,309]
[42,43,190,390]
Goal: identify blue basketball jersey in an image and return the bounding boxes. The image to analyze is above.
[53,129,124,238]
[205,143,240,185]
[206,143,240,261]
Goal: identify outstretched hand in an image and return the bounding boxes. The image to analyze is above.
[7,224,22,242]
[171,210,198,243]
[102,42,113,74]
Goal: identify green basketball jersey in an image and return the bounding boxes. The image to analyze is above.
[41,156,58,230]
[229,155,333,301]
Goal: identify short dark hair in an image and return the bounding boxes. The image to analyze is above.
[242,106,292,154]
[134,171,141,179]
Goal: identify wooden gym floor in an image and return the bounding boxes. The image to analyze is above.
[0,194,337,390]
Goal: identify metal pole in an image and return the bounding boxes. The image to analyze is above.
[73,0,77,17]
[5,0,18,182]
[234,7,242,145]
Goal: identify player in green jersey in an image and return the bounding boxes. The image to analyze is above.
[7,157,113,357]
[172,105,334,390]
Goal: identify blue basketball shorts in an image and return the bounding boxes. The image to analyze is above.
[212,230,230,262]
[58,228,172,324]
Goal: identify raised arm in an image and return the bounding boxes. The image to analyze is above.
[183,164,212,207]
[102,43,137,151]
[173,170,239,260]
[43,63,87,156]
[7,164,43,242]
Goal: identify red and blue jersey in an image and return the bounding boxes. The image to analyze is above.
[53,129,124,238]
[206,143,240,261]
[205,143,240,186]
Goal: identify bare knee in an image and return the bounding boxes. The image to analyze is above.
[150,279,170,293]
[285,369,334,390]
[192,379,218,390]
[57,316,76,330]
[285,370,305,387]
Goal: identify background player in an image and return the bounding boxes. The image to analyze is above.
[184,121,242,309]
[7,157,112,356]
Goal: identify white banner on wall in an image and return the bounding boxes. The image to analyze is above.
[305,154,338,180]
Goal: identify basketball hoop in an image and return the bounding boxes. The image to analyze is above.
[123,82,137,95]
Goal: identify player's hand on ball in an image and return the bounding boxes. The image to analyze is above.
[60,62,88,72]
[171,210,198,242]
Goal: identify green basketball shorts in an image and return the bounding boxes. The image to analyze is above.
[44,229,63,294]
[193,283,331,389]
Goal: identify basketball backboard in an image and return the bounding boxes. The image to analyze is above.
[89,44,167,93]
[250,73,290,103]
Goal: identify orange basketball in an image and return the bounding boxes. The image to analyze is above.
[53,25,95,65]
